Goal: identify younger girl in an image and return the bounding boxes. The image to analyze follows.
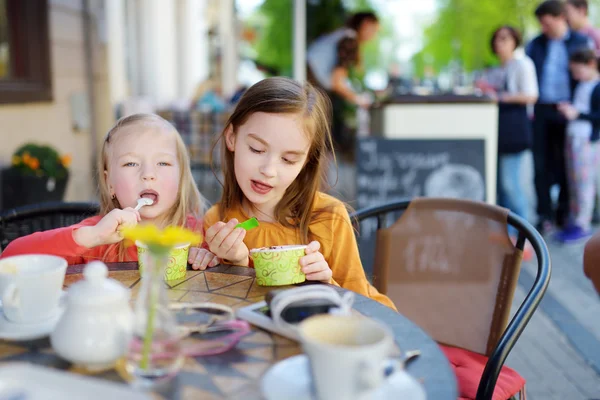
[1,113,218,267]
[557,49,600,243]
[201,77,396,310]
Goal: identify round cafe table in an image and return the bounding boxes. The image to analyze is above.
[0,262,457,400]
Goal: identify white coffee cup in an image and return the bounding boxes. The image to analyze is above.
[298,314,397,400]
[0,255,67,324]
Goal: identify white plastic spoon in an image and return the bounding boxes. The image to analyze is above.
[134,197,154,211]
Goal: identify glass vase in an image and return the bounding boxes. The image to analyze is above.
[126,250,183,388]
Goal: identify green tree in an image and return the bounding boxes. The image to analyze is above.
[249,0,393,78]
[252,0,294,76]
[412,0,540,78]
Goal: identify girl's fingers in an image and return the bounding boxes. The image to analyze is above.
[211,219,239,248]
[209,255,220,267]
[196,253,208,271]
[191,249,210,270]
[301,260,328,275]
[189,247,220,270]
[198,251,215,270]
[305,241,321,254]
[300,251,324,267]
[122,207,140,221]
[190,251,202,270]
[305,269,332,283]
[221,228,245,254]
[188,247,200,264]
[204,222,226,244]
[117,212,138,231]
[225,230,247,260]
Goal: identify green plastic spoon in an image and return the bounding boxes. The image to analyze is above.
[235,217,259,231]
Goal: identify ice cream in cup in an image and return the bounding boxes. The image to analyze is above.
[250,245,307,286]
[136,241,190,281]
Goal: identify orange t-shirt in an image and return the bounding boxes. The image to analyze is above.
[203,192,397,310]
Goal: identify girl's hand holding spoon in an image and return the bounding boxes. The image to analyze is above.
[73,198,153,248]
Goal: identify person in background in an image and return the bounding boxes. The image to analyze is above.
[556,49,600,243]
[190,78,226,113]
[565,0,600,223]
[478,26,538,259]
[306,11,379,160]
[526,0,591,235]
[565,0,600,54]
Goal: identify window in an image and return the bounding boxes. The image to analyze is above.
[0,0,52,104]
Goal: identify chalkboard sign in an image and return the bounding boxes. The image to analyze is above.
[355,138,486,278]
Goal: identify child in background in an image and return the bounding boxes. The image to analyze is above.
[1,113,218,267]
[197,77,396,310]
[557,49,600,243]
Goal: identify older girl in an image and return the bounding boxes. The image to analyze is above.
[200,77,395,309]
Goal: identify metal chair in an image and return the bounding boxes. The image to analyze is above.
[0,201,99,250]
[350,197,551,400]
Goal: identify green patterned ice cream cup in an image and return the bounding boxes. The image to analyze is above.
[136,241,190,281]
[250,245,307,286]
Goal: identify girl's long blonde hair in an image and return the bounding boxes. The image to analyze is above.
[212,77,336,244]
[98,113,205,260]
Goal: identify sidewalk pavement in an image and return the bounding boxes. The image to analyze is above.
[506,233,600,400]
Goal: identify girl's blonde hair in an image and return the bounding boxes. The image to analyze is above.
[212,77,335,244]
[98,113,205,259]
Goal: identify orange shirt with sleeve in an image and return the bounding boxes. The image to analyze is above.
[203,192,397,310]
[0,215,205,266]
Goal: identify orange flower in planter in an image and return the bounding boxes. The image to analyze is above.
[4,143,71,209]
[27,157,40,170]
[9,144,70,179]
[60,155,72,167]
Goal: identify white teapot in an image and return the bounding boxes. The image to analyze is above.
[51,261,134,370]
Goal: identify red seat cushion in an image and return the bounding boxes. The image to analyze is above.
[440,344,525,400]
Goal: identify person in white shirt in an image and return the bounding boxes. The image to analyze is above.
[477,26,538,255]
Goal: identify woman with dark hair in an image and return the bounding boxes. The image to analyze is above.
[307,11,379,158]
[477,25,538,248]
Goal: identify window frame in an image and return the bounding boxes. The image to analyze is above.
[0,0,52,104]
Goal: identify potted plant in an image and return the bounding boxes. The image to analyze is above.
[1,143,71,210]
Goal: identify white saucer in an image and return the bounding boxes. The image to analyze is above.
[0,363,151,399]
[260,355,427,400]
[0,292,66,341]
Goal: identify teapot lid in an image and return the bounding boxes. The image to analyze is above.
[68,261,130,306]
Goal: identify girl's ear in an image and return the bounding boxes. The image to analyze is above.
[104,170,115,198]
[225,125,236,152]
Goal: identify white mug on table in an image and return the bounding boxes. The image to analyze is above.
[298,314,398,400]
[0,254,67,324]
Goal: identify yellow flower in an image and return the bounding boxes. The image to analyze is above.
[121,224,201,253]
[123,224,202,369]
[11,155,21,165]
